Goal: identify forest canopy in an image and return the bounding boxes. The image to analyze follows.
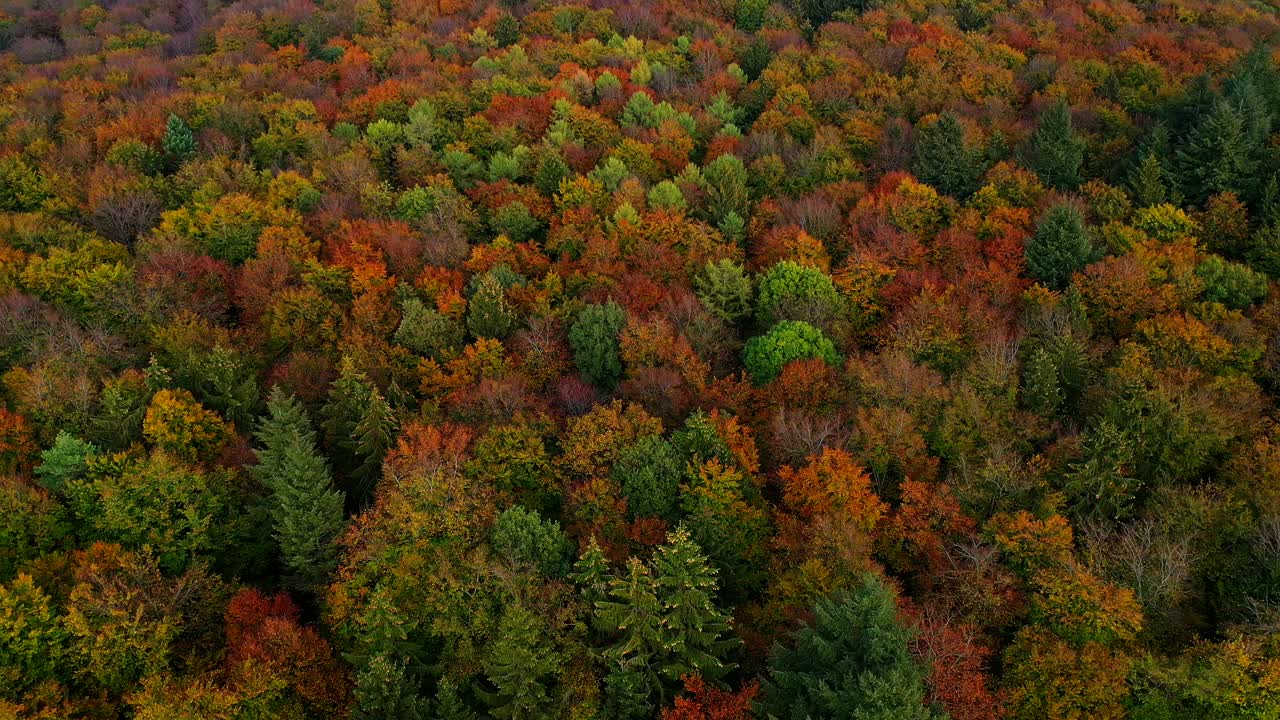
[2,0,1280,717]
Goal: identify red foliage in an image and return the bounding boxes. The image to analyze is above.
[663,676,760,720]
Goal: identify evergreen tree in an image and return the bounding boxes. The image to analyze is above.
[493,13,519,47]
[352,654,431,720]
[433,680,478,720]
[481,604,562,720]
[572,536,612,608]
[569,301,627,390]
[466,273,516,340]
[346,586,425,673]
[162,114,196,167]
[322,361,375,477]
[596,557,665,687]
[1024,99,1084,189]
[759,573,941,720]
[253,387,345,591]
[351,385,396,498]
[1025,203,1094,290]
[1128,152,1170,208]
[1176,100,1255,205]
[650,527,740,685]
[913,111,982,197]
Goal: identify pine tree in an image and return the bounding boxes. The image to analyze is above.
[352,654,431,720]
[760,573,941,720]
[253,387,345,591]
[913,112,981,197]
[1025,203,1094,291]
[1176,100,1255,205]
[162,114,196,167]
[1024,99,1084,189]
[481,605,562,720]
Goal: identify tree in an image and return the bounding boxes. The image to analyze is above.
[352,654,431,720]
[0,574,69,699]
[1176,100,1255,205]
[35,431,98,494]
[352,385,396,496]
[490,506,573,577]
[481,604,561,720]
[759,573,940,720]
[395,299,463,359]
[913,112,982,197]
[569,301,628,390]
[755,261,841,326]
[467,273,517,339]
[1025,203,1094,290]
[611,436,683,520]
[1128,152,1171,208]
[1025,100,1084,190]
[253,388,346,591]
[162,114,196,167]
[649,527,741,685]
[702,154,750,224]
[694,259,754,323]
[142,388,232,462]
[743,320,839,385]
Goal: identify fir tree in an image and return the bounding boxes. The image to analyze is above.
[1025,203,1094,290]
[322,361,375,477]
[1024,99,1084,189]
[569,301,627,390]
[481,605,562,720]
[650,527,740,685]
[1128,152,1170,208]
[760,573,941,720]
[433,680,478,720]
[913,111,982,197]
[253,387,345,591]
[1176,100,1255,205]
[572,536,612,608]
[162,114,196,167]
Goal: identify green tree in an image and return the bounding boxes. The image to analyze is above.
[755,260,841,326]
[493,14,519,47]
[36,431,98,494]
[1025,99,1084,190]
[352,654,431,720]
[433,680,478,720]
[1176,100,1255,205]
[490,506,573,577]
[913,111,982,197]
[352,385,397,497]
[395,299,464,359]
[162,114,196,167]
[253,388,346,591]
[611,436,682,519]
[572,536,611,608]
[0,574,69,698]
[1025,203,1094,290]
[742,320,839,385]
[759,573,940,720]
[467,273,517,339]
[703,154,751,224]
[1128,152,1171,208]
[694,259,753,323]
[569,301,628,390]
[481,604,562,720]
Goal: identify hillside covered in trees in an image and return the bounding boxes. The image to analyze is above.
[3,0,1280,717]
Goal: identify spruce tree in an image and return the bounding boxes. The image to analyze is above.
[433,680,478,720]
[253,387,346,591]
[1128,152,1170,208]
[1176,99,1255,205]
[162,114,196,167]
[568,301,627,390]
[760,573,941,720]
[351,385,396,497]
[1025,203,1094,291]
[1024,99,1084,189]
[466,273,516,339]
[572,536,612,608]
[913,111,981,197]
[481,605,562,720]
[322,361,375,476]
[650,527,740,685]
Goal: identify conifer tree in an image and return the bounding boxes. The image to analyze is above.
[572,536,612,608]
[1176,100,1256,205]
[650,527,740,685]
[433,680,478,720]
[162,114,196,167]
[913,112,981,197]
[760,573,941,720]
[352,654,431,720]
[481,604,562,720]
[1128,152,1170,208]
[1025,204,1094,290]
[253,387,345,591]
[1025,99,1084,189]
[351,385,396,496]
[466,273,516,340]
[569,301,627,390]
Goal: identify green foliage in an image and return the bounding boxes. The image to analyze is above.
[481,604,562,719]
[913,112,983,197]
[702,154,751,224]
[694,258,753,322]
[467,272,517,339]
[254,387,345,591]
[1025,203,1094,290]
[1025,99,1084,189]
[0,574,69,697]
[743,320,839,385]
[396,298,464,358]
[760,573,940,720]
[1195,256,1268,309]
[0,479,68,582]
[569,300,628,389]
[611,435,682,519]
[36,431,98,494]
[353,654,431,720]
[1177,100,1256,205]
[162,115,197,167]
[490,506,573,576]
[755,260,841,325]
[0,154,52,211]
